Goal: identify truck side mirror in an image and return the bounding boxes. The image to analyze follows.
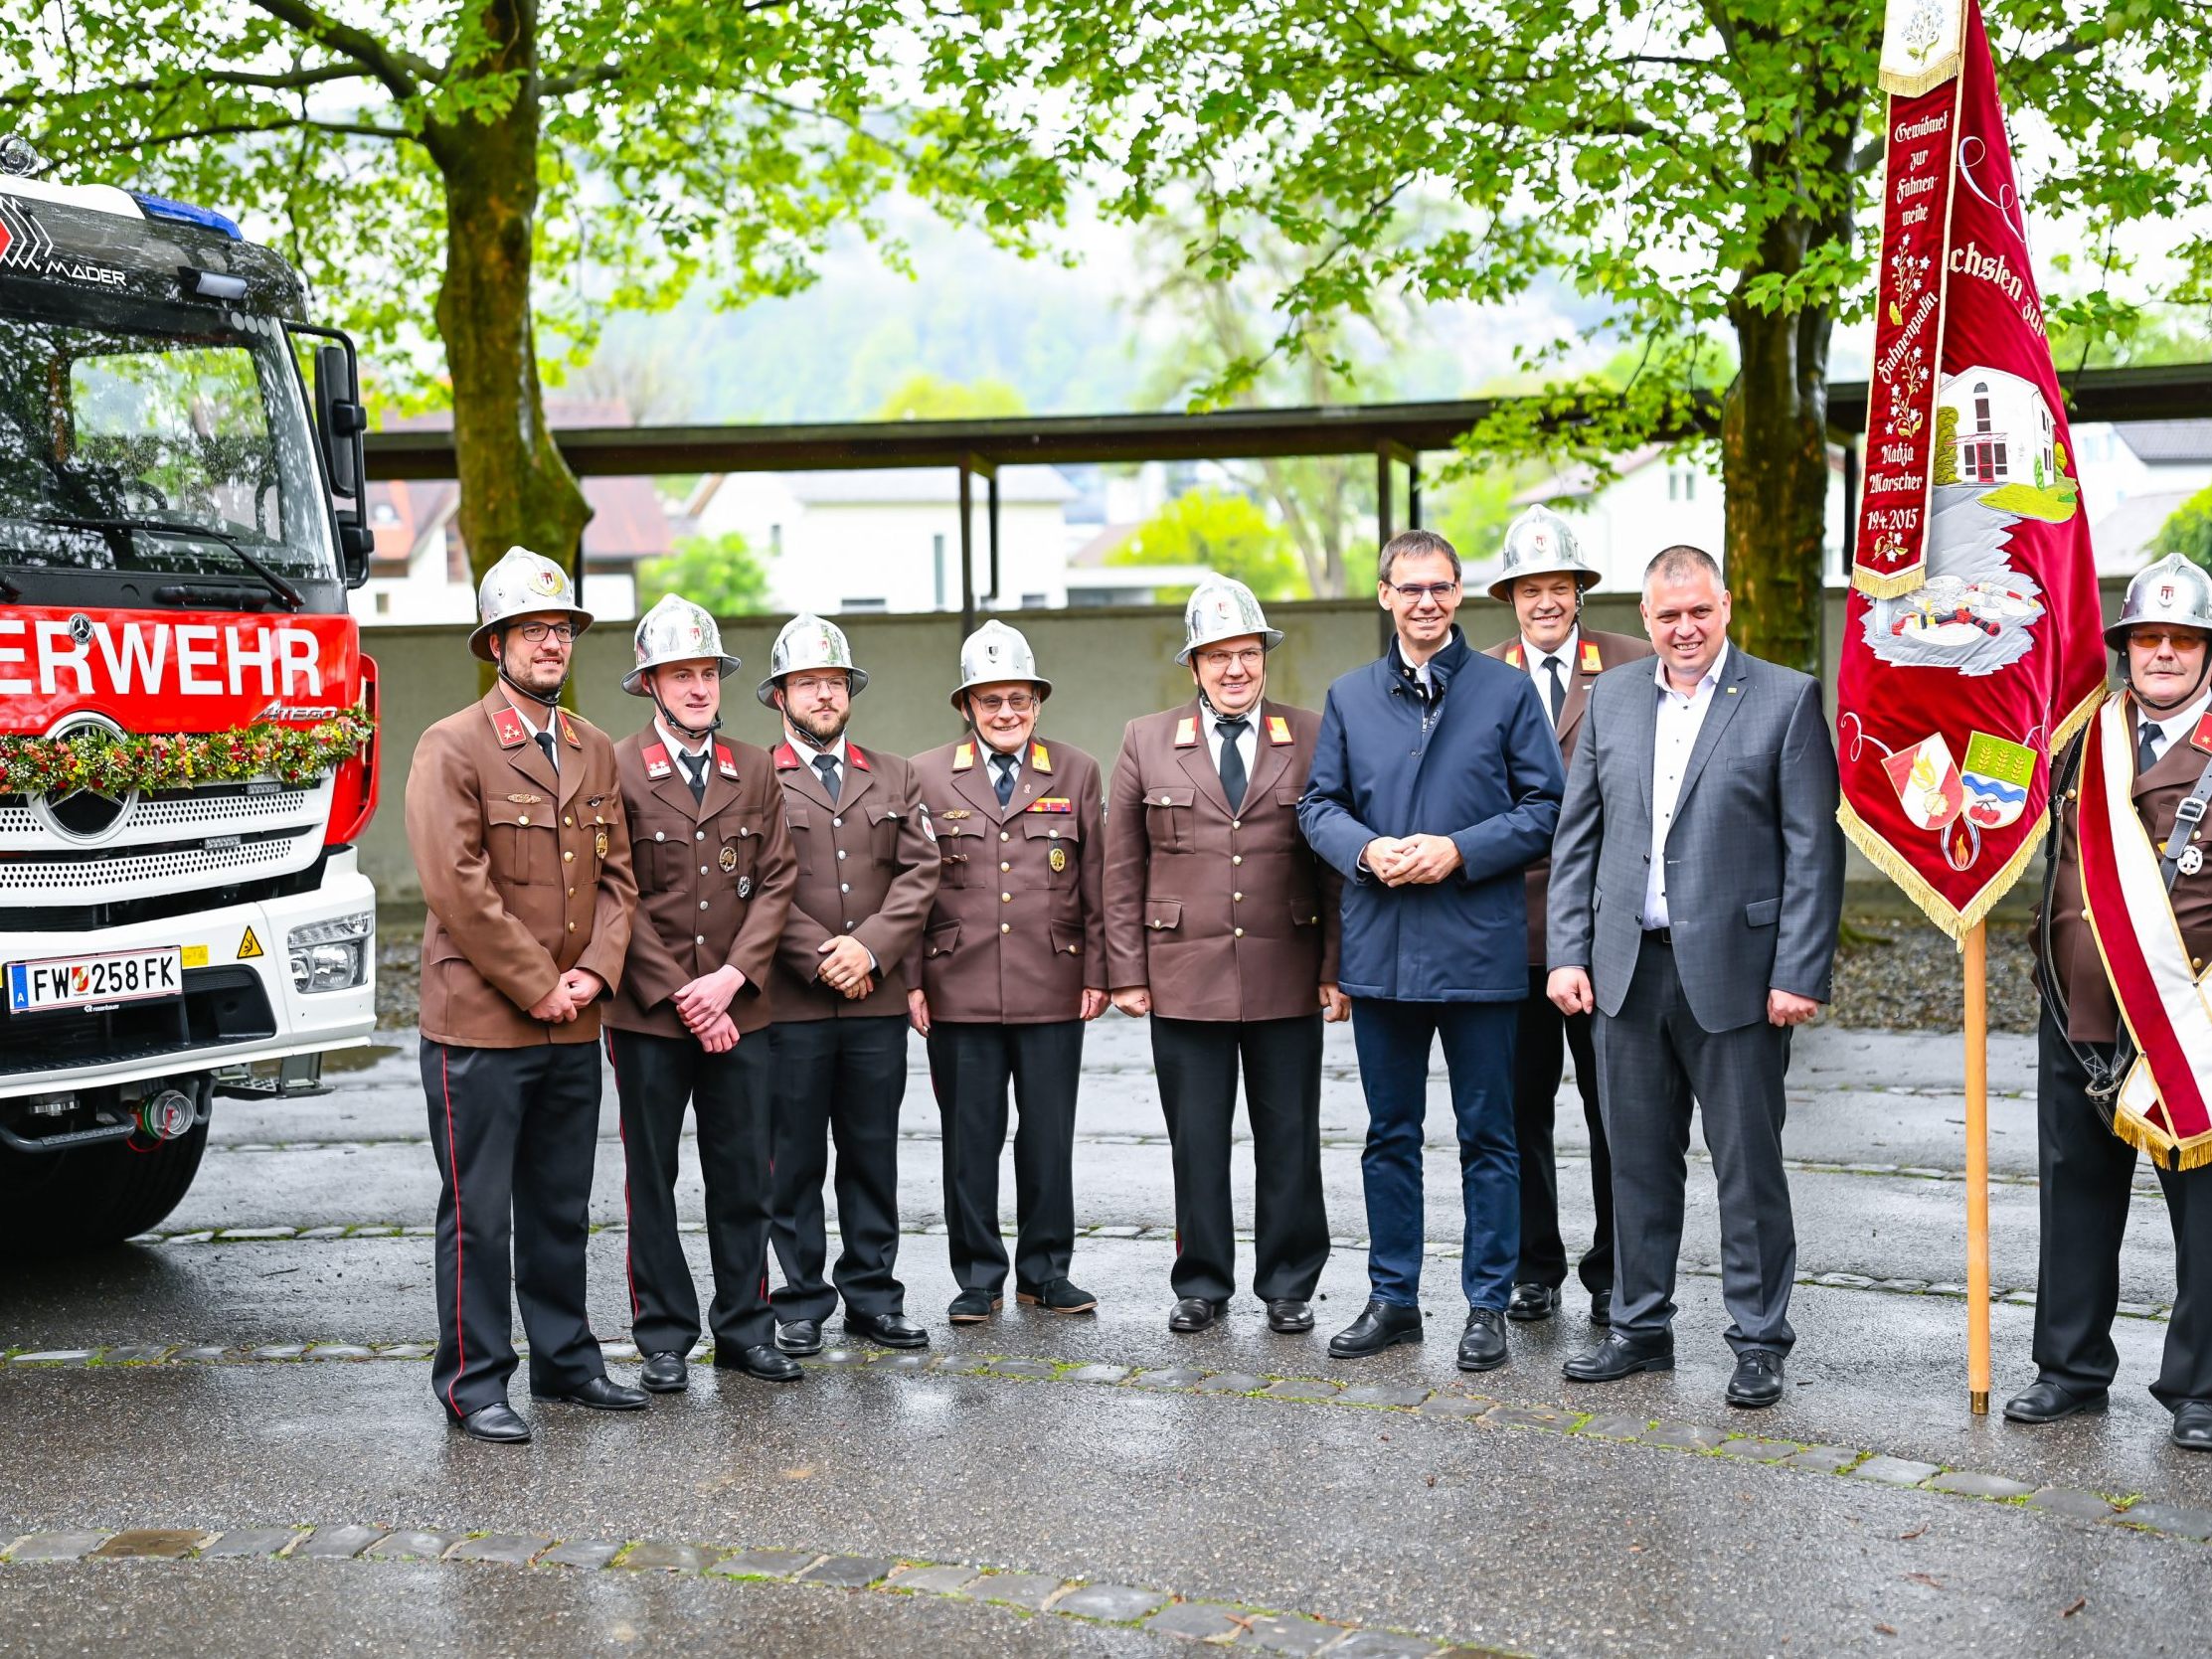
[309,340,372,587]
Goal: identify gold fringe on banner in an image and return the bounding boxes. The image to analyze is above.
[1836,796,2051,945]
[2108,1106,2212,1173]
[1851,564,1929,600]
[2052,685,2103,751]
[1878,0,1969,97]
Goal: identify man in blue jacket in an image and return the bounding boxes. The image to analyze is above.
[1300,529,1566,1372]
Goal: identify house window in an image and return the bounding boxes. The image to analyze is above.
[841,596,887,613]
[1972,383,1992,433]
[373,591,391,614]
[769,524,783,558]
[1020,592,1049,608]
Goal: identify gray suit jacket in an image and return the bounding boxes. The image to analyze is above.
[1546,646,1843,1033]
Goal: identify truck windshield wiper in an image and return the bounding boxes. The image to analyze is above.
[37,515,305,612]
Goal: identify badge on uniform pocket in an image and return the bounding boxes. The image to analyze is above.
[737,876,755,899]
[1049,847,1068,874]
[2183,846,2206,877]
[720,844,739,873]
[595,829,609,859]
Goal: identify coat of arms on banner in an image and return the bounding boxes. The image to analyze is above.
[1959,731,2035,829]
[1882,734,1965,830]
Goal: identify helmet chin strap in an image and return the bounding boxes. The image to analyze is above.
[496,663,567,709]
[648,683,721,745]
[781,704,848,753]
[2125,648,2212,718]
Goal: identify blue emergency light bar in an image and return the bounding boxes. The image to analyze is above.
[128,191,243,241]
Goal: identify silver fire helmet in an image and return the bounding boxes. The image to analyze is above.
[1176,578,1284,665]
[468,546,594,663]
[758,613,870,707]
[622,594,740,697]
[1486,504,1602,603]
[2107,553,2212,651]
[950,619,1052,710]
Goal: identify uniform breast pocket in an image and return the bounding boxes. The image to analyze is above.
[1024,812,1081,886]
[636,824,698,888]
[720,815,764,888]
[867,804,904,866]
[1143,785,1195,853]
[485,798,555,886]
[937,821,978,887]
[781,804,815,877]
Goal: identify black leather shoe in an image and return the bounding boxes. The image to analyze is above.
[533,1375,648,1411]
[1457,1307,1510,1372]
[846,1309,929,1349]
[2173,1401,2212,1451]
[2002,1379,2110,1424]
[1169,1297,1227,1333]
[1327,1300,1424,1358]
[774,1319,823,1356]
[452,1402,531,1443]
[1590,1288,1613,1328]
[1506,1282,1558,1323]
[947,1288,1001,1324]
[1266,1299,1315,1334]
[721,1345,802,1383]
[1017,1278,1099,1314]
[639,1352,688,1394]
[1563,1330,1674,1383]
[1726,1350,1786,1410]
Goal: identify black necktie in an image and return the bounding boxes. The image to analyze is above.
[813,751,842,803]
[1542,655,1567,725]
[2139,719,2162,776]
[992,754,1017,807]
[682,749,708,803]
[1215,716,1250,811]
[534,730,558,774]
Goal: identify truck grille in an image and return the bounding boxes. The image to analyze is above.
[0,778,330,906]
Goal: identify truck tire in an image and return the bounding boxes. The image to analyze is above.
[0,1118,210,1254]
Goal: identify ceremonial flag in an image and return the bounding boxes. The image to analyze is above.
[1837,0,2107,937]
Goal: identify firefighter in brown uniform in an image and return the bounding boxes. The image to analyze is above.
[758,614,942,1356]
[1104,579,1348,1336]
[405,547,642,1443]
[2014,555,2212,1451]
[908,621,1107,1322]
[1480,506,1654,1328]
[603,596,800,1395]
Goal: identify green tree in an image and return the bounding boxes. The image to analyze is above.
[2154,484,2212,573]
[964,1,2212,670]
[873,373,1029,421]
[635,532,771,618]
[1109,487,1307,601]
[5,2,1045,602]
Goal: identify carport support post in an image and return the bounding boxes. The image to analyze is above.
[958,464,975,637]
[1962,921,1992,1414]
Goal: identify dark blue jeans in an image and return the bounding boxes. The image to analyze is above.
[1350,998,1520,1310]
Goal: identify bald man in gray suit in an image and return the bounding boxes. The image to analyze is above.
[1545,546,1843,1410]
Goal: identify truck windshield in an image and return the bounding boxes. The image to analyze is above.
[0,283,338,586]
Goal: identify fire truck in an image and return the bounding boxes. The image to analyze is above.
[0,140,380,1250]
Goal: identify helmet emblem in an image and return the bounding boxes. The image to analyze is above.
[2162,584,2177,604]
[529,564,563,594]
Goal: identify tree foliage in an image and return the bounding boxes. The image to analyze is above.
[1109,486,1307,600]
[873,373,1028,421]
[2155,483,2212,573]
[636,531,771,619]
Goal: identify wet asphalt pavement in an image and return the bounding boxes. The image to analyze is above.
[4,1015,2208,1658]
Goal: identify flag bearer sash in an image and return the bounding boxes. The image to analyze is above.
[2077,692,2212,1170]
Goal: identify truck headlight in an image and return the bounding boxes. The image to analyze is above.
[288,912,374,994]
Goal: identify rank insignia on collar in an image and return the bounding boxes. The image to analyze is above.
[720,844,739,872]
[1049,846,1068,873]
[772,743,801,770]
[559,713,580,747]
[715,744,740,778]
[1267,715,1292,746]
[953,742,975,771]
[643,742,674,780]
[1581,641,1604,673]
[1029,741,1052,773]
[595,828,609,859]
[1503,643,1523,668]
[1175,717,1199,747]
[1027,796,1073,814]
[490,706,529,748]
[848,744,873,772]
[2192,712,2212,756]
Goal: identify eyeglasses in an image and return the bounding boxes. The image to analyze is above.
[514,621,577,643]
[2130,629,2204,650]
[1390,581,1459,601]
[971,693,1037,714]
[1199,648,1266,670]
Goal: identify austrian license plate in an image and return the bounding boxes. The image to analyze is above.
[6,947,184,1014]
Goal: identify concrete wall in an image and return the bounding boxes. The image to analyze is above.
[362,581,2129,909]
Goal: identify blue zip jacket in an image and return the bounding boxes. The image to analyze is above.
[1298,627,1565,1001]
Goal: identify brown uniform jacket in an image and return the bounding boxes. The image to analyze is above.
[407,690,635,1049]
[1483,627,1656,966]
[769,737,942,1021]
[1103,699,1341,1023]
[606,728,796,1039]
[2043,702,2212,1044]
[908,736,1106,1024]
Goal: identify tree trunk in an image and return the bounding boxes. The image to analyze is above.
[1723,289,1833,678]
[425,2,589,680]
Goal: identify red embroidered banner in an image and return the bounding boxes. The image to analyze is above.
[1836,0,2108,935]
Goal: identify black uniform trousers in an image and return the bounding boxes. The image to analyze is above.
[927,1019,1084,1294]
[422,1038,604,1417]
[1152,1012,1328,1303]
[1512,965,1616,1297]
[2033,1008,2212,1411]
[607,1027,775,1358]
[767,1015,912,1323]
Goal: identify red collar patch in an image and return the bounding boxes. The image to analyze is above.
[715,743,740,779]
[2191,712,2212,757]
[641,741,674,780]
[558,712,580,747]
[847,743,873,772]
[490,705,529,749]
[772,742,801,770]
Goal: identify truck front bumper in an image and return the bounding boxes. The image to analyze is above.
[0,849,378,1099]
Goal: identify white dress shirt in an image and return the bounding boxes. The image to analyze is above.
[653,716,715,794]
[1643,644,1730,929]
[1522,627,1580,726]
[2136,692,2212,769]
[1203,699,1263,779]
[508,694,557,773]
[788,728,850,790]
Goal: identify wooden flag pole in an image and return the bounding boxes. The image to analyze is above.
[1963,919,1992,1414]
